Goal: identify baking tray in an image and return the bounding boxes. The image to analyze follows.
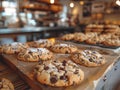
[57,39,120,54]
[58,38,120,49]
[1,45,119,90]
[56,40,118,55]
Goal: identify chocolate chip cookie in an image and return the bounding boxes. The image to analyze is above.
[34,60,84,87]
[50,43,77,54]
[17,48,53,62]
[0,42,29,54]
[73,33,87,42]
[71,50,106,67]
[28,39,55,48]
[61,33,74,41]
[85,36,100,45]
[102,38,120,47]
[0,78,14,90]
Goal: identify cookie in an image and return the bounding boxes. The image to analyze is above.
[34,60,84,87]
[50,43,77,54]
[85,32,98,38]
[104,25,119,33]
[102,39,120,47]
[71,50,106,67]
[85,28,92,33]
[85,36,100,45]
[17,48,53,62]
[28,39,55,48]
[0,42,29,54]
[99,34,112,40]
[115,32,120,38]
[61,33,74,41]
[0,78,14,90]
[91,29,103,33]
[73,33,86,42]
[85,24,103,33]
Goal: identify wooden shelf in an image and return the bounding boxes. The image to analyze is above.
[50,4,62,12]
[22,5,62,13]
[29,0,61,6]
[22,6,49,11]
[22,0,62,13]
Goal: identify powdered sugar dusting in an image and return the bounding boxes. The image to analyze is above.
[38,48,49,53]
[29,48,37,52]
[37,39,48,43]
[11,42,20,46]
[10,42,22,48]
[56,44,69,47]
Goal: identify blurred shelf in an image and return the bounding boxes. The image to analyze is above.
[22,0,62,13]
[0,7,3,11]
[22,5,62,13]
[22,6,49,11]
[30,0,62,6]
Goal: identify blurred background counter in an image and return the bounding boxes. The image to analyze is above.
[0,26,74,44]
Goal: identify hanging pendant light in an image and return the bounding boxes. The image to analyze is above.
[116,0,120,6]
[79,1,84,5]
[70,2,74,8]
[50,0,54,4]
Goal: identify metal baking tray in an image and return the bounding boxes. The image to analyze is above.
[57,37,120,49]
[1,44,119,90]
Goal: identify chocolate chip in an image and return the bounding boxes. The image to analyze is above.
[35,67,39,71]
[92,56,96,60]
[49,46,52,48]
[89,58,93,62]
[38,60,43,65]
[60,75,68,81]
[54,60,57,63]
[92,51,97,54]
[50,75,58,84]
[59,67,64,70]
[62,60,67,66]
[74,70,79,74]
[100,57,103,59]
[59,47,62,49]
[81,59,85,64]
[65,51,69,54]
[29,51,33,54]
[44,66,49,70]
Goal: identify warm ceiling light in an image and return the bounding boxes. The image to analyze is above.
[50,0,54,4]
[80,1,84,5]
[29,4,34,7]
[70,2,74,8]
[116,0,120,6]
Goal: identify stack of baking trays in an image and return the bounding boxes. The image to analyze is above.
[0,37,120,90]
